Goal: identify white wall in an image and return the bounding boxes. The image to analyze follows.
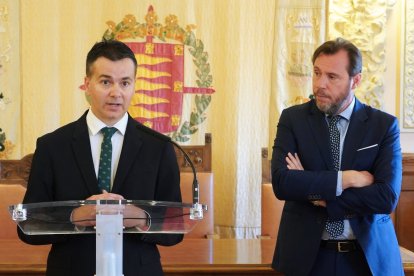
[385,0,414,152]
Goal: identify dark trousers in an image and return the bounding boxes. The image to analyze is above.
[309,246,372,276]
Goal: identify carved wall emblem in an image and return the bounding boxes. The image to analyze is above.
[101,6,216,142]
[329,0,395,109]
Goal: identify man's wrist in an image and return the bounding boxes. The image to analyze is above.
[70,209,87,232]
[342,170,352,190]
[135,210,151,232]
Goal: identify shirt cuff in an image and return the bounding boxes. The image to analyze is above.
[336,171,343,196]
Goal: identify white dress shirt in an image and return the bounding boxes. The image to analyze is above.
[86,109,128,191]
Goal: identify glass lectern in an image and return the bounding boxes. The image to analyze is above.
[9,200,206,276]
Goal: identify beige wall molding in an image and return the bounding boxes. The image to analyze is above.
[402,0,414,131]
[328,0,396,110]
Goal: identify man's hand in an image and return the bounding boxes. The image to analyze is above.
[71,191,124,227]
[88,190,125,201]
[71,191,149,229]
[286,152,304,170]
[123,205,150,230]
[312,200,327,207]
[342,170,374,190]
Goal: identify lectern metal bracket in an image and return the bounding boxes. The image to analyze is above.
[12,204,27,222]
[190,203,205,220]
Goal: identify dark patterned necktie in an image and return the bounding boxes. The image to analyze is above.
[97,127,117,192]
[325,116,344,238]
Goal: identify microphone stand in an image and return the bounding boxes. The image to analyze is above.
[135,124,204,220]
[169,139,204,220]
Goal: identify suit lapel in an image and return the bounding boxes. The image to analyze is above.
[341,99,368,169]
[71,112,101,195]
[307,101,334,170]
[111,116,143,193]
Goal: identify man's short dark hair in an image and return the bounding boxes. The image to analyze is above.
[312,38,362,77]
[86,40,138,76]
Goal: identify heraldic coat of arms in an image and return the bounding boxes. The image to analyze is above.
[101,6,215,142]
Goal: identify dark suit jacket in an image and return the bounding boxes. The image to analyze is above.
[271,99,403,276]
[18,111,183,276]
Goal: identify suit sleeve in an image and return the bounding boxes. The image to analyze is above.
[271,108,338,202]
[326,117,402,219]
[17,137,69,245]
[140,142,184,246]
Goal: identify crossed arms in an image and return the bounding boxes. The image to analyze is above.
[271,107,402,219]
[285,152,374,208]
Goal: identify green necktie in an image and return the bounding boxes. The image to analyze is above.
[98,127,117,192]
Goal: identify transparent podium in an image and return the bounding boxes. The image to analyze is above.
[9,200,207,276]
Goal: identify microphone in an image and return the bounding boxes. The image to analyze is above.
[135,124,203,219]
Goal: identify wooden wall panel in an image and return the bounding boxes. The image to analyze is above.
[397,154,414,251]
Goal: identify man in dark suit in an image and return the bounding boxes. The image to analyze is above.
[18,40,183,276]
[271,38,403,275]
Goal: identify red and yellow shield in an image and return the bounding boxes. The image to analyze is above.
[103,6,215,141]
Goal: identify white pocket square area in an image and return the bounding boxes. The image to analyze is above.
[357,144,378,151]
